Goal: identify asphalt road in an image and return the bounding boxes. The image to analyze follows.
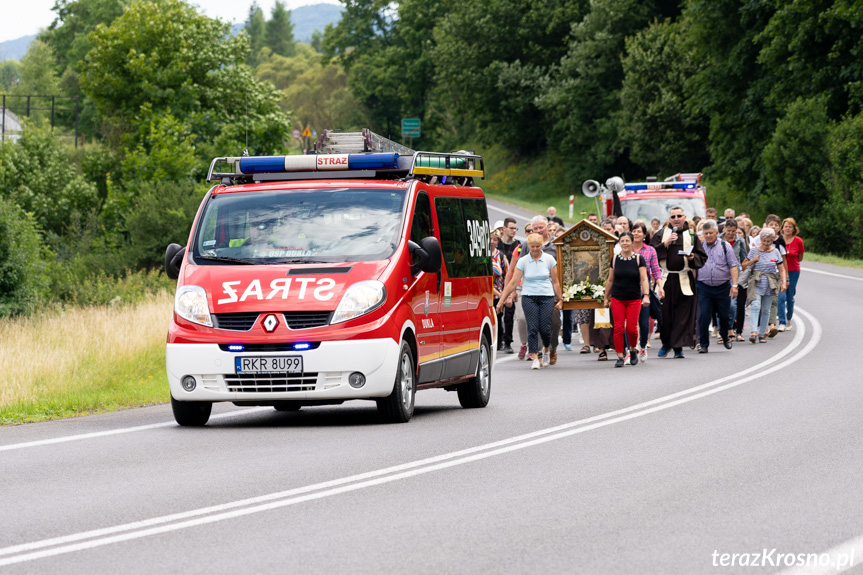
[1,201,862,574]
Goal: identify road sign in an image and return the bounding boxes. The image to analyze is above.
[301,126,312,138]
[291,129,301,140]
[401,118,420,139]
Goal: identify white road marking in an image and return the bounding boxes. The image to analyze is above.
[777,533,863,574]
[0,408,270,453]
[0,309,821,567]
[800,265,863,281]
[486,201,528,220]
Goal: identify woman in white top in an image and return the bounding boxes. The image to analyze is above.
[496,234,563,370]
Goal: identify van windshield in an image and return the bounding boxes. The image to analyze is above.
[193,188,408,264]
[621,197,706,224]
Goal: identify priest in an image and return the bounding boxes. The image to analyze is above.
[650,206,707,358]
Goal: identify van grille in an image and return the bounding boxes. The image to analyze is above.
[213,313,259,331]
[225,373,319,393]
[284,311,332,329]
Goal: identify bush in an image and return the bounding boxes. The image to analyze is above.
[0,198,49,317]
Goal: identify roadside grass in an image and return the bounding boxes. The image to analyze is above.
[0,292,173,425]
[474,143,599,222]
[805,252,863,270]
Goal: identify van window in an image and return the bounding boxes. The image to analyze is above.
[434,197,491,278]
[410,192,433,244]
[193,188,407,264]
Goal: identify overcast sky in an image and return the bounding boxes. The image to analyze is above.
[0,0,340,44]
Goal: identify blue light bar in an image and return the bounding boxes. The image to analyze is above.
[624,182,697,191]
[239,156,288,174]
[347,153,399,170]
[228,344,245,352]
[293,343,311,350]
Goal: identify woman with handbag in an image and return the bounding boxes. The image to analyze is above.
[742,228,787,343]
[604,232,650,367]
[631,222,664,363]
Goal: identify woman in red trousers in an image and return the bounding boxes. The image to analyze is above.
[604,231,650,367]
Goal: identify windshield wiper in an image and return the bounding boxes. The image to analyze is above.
[196,255,255,265]
[271,258,330,264]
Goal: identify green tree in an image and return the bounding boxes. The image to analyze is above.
[244,1,266,66]
[80,0,291,156]
[761,95,831,219]
[12,40,61,97]
[757,0,863,119]
[41,0,128,75]
[816,111,863,254]
[0,60,20,92]
[432,0,588,152]
[0,125,99,237]
[683,0,777,193]
[537,0,681,177]
[618,20,709,176]
[0,197,49,317]
[265,0,296,58]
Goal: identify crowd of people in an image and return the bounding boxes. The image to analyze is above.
[491,204,805,369]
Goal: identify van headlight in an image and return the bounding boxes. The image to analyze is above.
[174,285,213,327]
[331,281,386,324]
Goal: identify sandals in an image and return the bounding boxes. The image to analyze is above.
[735,334,745,342]
[759,335,767,343]
[598,350,608,361]
[579,345,591,354]
[749,333,757,344]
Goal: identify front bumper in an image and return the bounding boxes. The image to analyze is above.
[167,339,400,402]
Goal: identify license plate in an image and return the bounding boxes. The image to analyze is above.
[235,356,303,374]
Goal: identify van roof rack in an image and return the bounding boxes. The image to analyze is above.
[207,129,484,185]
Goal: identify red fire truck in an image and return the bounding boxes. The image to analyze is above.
[164,130,494,426]
[586,173,708,222]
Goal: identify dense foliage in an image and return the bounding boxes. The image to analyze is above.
[321,0,863,255]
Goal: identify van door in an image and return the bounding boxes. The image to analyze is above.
[409,192,443,383]
[433,196,491,379]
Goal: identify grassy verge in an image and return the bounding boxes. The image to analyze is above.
[0,291,173,425]
[474,144,600,221]
[805,252,863,270]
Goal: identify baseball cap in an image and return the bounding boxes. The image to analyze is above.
[492,220,504,231]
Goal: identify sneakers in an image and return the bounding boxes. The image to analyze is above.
[531,358,541,370]
[563,343,573,351]
[541,352,550,368]
[502,344,514,354]
[638,348,647,363]
[786,320,793,331]
[549,349,558,365]
[658,346,669,358]
[629,348,638,366]
[518,343,527,360]
[778,324,786,332]
[614,357,625,368]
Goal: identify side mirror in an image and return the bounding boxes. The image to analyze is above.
[419,236,442,274]
[165,244,186,280]
[408,237,442,276]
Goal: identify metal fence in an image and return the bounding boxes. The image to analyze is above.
[1,94,81,147]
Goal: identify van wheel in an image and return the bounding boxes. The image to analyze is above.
[458,335,491,409]
[171,397,212,426]
[377,342,415,423]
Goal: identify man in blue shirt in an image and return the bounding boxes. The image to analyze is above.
[696,220,739,353]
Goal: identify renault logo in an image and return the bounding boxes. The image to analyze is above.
[262,314,279,333]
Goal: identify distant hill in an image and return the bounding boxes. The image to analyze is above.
[0,34,37,62]
[291,4,343,43]
[0,4,342,62]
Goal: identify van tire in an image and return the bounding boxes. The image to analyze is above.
[171,397,212,426]
[458,335,491,409]
[377,342,416,423]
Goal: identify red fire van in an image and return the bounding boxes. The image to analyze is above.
[164,130,494,425]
